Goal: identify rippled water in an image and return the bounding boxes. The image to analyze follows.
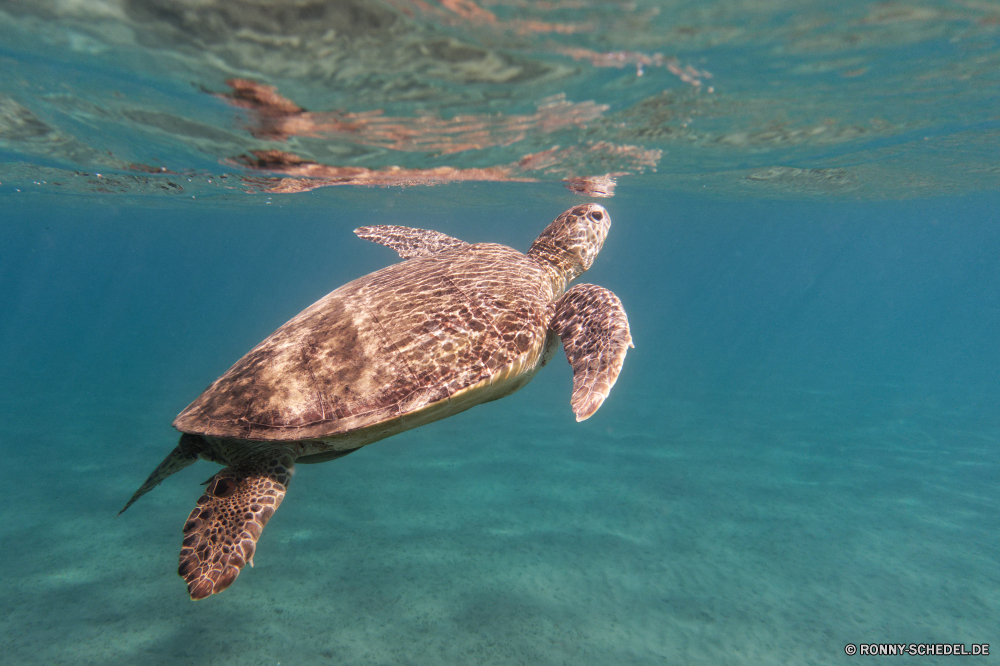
[4,0,1000,198]
[1,1,998,664]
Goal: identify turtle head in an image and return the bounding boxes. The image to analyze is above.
[528,203,611,285]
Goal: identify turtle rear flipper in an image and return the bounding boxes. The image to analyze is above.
[178,454,294,600]
[551,283,633,422]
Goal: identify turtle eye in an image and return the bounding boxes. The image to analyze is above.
[591,210,603,221]
[211,477,238,498]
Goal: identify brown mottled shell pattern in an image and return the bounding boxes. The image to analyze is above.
[173,242,558,445]
[122,203,633,600]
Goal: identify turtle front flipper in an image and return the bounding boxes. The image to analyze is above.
[354,224,469,258]
[551,283,634,421]
[178,454,294,600]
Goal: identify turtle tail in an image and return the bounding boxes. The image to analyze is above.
[118,434,203,515]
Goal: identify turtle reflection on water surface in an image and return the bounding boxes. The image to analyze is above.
[121,203,633,600]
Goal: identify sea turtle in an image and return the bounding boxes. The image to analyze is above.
[120,203,633,600]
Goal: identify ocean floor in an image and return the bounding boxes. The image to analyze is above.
[1,375,997,665]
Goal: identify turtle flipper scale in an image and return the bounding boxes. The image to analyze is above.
[551,283,633,422]
[178,454,294,600]
[354,224,469,259]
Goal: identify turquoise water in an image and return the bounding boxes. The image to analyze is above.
[2,1,999,664]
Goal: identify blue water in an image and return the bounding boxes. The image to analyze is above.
[3,0,1000,664]
[2,190,997,664]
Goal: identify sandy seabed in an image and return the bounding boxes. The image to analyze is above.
[1,375,996,666]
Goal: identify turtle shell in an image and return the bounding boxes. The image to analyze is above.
[173,243,556,442]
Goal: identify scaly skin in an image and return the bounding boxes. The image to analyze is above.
[178,450,294,600]
[551,284,634,421]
